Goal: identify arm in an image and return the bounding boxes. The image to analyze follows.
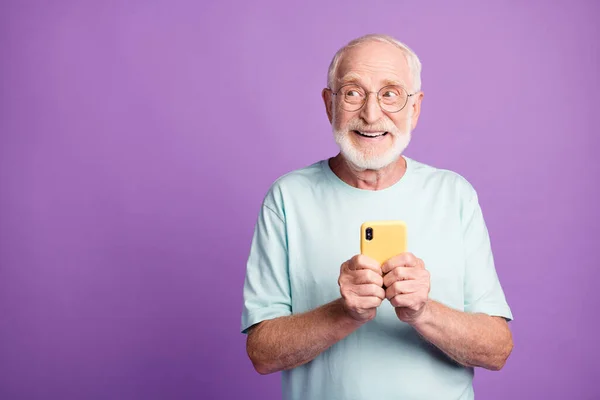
[382,253,513,371]
[246,255,385,375]
[246,298,362,375]
[412,300,513,370]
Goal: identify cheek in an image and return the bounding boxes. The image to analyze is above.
[333,110,353,130]
[389,113,412,131]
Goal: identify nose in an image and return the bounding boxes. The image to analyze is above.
[359,92,384,125]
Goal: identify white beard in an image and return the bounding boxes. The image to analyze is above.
[333,113,412,171]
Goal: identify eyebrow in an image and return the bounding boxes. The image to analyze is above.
[337,73,406,88]
[382,78,406,87]
[337,72,363,85]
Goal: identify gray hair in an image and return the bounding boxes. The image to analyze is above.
[327,34,422,92]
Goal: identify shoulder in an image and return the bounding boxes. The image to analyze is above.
[408,157,478,200]
[261,160,327,213]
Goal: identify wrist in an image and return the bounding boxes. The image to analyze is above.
[334,298,368,329]
[408,299,435,329]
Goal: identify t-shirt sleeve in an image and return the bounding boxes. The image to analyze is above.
[461,186,513,321]
[241,197,292,334]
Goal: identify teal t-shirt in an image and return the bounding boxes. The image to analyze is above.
[241,156,513,400]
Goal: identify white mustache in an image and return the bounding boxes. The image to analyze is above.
[344,120,398,134]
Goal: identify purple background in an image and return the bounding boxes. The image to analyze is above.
[1,1,598,399]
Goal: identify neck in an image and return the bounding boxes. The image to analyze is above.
[329,153,408,191]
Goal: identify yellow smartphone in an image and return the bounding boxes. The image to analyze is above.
[360,220,407,265]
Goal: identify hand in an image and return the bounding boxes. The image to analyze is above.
[338,255,386,323]
[382,252,430,324]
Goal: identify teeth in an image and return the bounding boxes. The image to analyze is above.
[358,131,385,137]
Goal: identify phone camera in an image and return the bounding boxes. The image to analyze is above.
[366,227,373,241]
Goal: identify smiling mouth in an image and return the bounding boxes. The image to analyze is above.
[353,130,388,138]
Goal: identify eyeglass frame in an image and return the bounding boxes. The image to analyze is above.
[327,83,418,113]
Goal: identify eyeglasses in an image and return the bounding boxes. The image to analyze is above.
[329,83,417,113]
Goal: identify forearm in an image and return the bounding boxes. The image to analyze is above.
[412,300,513,370]
[246,298,363,374]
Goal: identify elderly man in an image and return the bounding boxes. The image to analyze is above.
[241,34,513,400]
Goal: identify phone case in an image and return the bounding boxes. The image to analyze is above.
[360,220,407,265]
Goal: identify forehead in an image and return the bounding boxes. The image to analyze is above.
[335,41,410,88]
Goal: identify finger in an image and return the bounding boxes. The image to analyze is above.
[381,252,418,274]
[383,266,419,288]
[385,280,420,299]
[353,269,384,286]
[352,283,386,300]
[389,293,423,309]
[359,296,384,309]
[350,254,383,275]
[414,258,426,270]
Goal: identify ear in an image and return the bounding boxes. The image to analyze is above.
[322,88,333,124]
[409,91,424,130]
